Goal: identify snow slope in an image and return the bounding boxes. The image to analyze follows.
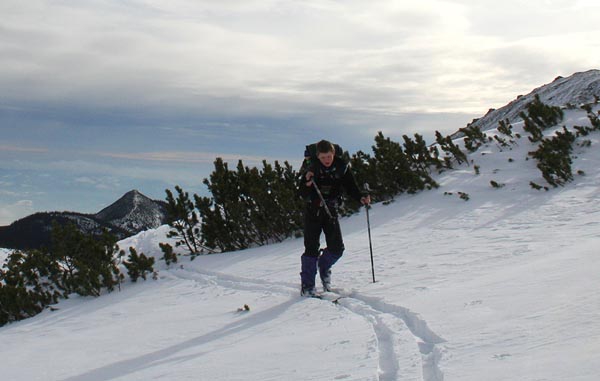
[1,106,600,380]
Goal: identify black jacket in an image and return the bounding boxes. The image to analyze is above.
[298,157,364,206]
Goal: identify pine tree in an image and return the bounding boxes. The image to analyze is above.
[402,133,440,190]
[529,127,576,187]
[196,158,249,251]
[50,223,122,297]
[435,131,468,167]
[0,249,62,325]
[347,150,376,211]
[526,94,564,128]
[195,158,304,252]
[165,186,208,257]
[403,133,442,170]
[251,160,303,243]
[520,94,564,142]
[349,150,374,188]
[459,125,488,153]
[123,247,155,282]
[371,131,411,199]
[0,224,124,326]
[583,104,600,130]
[497,119,514,137]
[159,242,178,265]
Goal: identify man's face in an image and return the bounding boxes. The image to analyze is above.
[317,151,335,168]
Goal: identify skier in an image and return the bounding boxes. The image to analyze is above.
[298,140,370,297]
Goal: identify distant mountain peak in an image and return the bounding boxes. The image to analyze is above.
[0,190,169,250]
[95,190,168,234]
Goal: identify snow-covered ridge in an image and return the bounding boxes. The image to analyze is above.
[456,69,600,136]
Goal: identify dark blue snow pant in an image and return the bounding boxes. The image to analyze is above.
[300,205,344,288]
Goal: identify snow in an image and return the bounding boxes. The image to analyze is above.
[1,105,600,380]
[0,248,9,264]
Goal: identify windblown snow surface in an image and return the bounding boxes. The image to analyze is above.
[1,106,600,381]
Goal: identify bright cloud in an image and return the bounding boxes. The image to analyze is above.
[2,0,597,118]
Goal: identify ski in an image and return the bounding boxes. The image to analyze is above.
[302,291,345,304]
[318,291,345,304]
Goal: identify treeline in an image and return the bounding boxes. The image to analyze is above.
[159,125,501,257]
[162,159,304,256]
[0,223,155,326]
[161,97,600,259]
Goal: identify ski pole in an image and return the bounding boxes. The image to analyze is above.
[312,181,333,219]
[364,183,375,283]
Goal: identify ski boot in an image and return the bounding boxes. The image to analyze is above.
[301,284,318,298]
[320,269,332,292]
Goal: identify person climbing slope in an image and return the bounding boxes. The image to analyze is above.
[298,140,370,297]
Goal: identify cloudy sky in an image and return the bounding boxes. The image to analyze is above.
[1,0,599,225]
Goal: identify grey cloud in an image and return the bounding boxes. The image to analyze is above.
[0,1,442,119]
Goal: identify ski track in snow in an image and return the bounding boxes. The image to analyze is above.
[171,267,445,381]
[343,291,445,381]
